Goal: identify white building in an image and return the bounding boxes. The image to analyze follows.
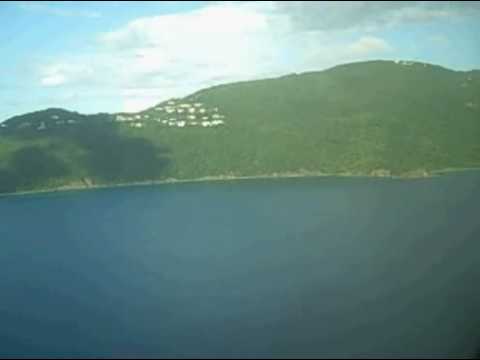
[177,121,186,127]
[177,109,184,113]
[187,115,196,120]
[202,116,209,120]
[194,103,202,107]
[51,115,59,120]
[199,108,206,114]
[37,122,47,131]
[188,108,196,113]
[116,115,129,122]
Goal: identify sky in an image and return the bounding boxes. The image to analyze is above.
[1,1,479,121]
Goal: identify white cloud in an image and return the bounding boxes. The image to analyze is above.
[98,2,276,83]
[41,74,67,87]
[39,63,95,88]
[100,4,269,49]
[347,36,393,56]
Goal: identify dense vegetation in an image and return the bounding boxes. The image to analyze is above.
[1,60,479,194]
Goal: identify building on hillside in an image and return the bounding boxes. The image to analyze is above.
[116,115,129,121]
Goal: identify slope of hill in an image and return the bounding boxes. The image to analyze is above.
[1,60,479,194]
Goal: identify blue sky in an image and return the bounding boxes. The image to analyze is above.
[1,1,479,121]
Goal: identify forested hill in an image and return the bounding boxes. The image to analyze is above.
[1,60,479,194]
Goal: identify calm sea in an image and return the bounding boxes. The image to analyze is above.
[1,173,480,358]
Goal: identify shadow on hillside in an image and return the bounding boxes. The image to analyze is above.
[0,169,20,193]
[0,122,171,193]
[72,123,170,183]
[0,146,70,193]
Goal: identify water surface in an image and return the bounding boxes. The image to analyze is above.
[1,174,480,358]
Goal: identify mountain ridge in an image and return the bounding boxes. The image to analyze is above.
[1,59,479,194]
[3,59,478,123]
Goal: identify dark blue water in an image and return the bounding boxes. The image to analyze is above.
[1,174,480,358]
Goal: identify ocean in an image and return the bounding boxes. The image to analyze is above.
[1,173,480,358]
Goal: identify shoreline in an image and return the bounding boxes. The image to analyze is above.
[1,167,479,198]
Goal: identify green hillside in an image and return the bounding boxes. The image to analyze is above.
[1,60,479,194]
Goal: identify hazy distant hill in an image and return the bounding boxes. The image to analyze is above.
[1,60,479,194]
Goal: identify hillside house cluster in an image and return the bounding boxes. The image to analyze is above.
[115,99,226,129]
[394,60,417,66]
[4,100,227,132]
[393,60,429,68]
[5,114,80,132]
